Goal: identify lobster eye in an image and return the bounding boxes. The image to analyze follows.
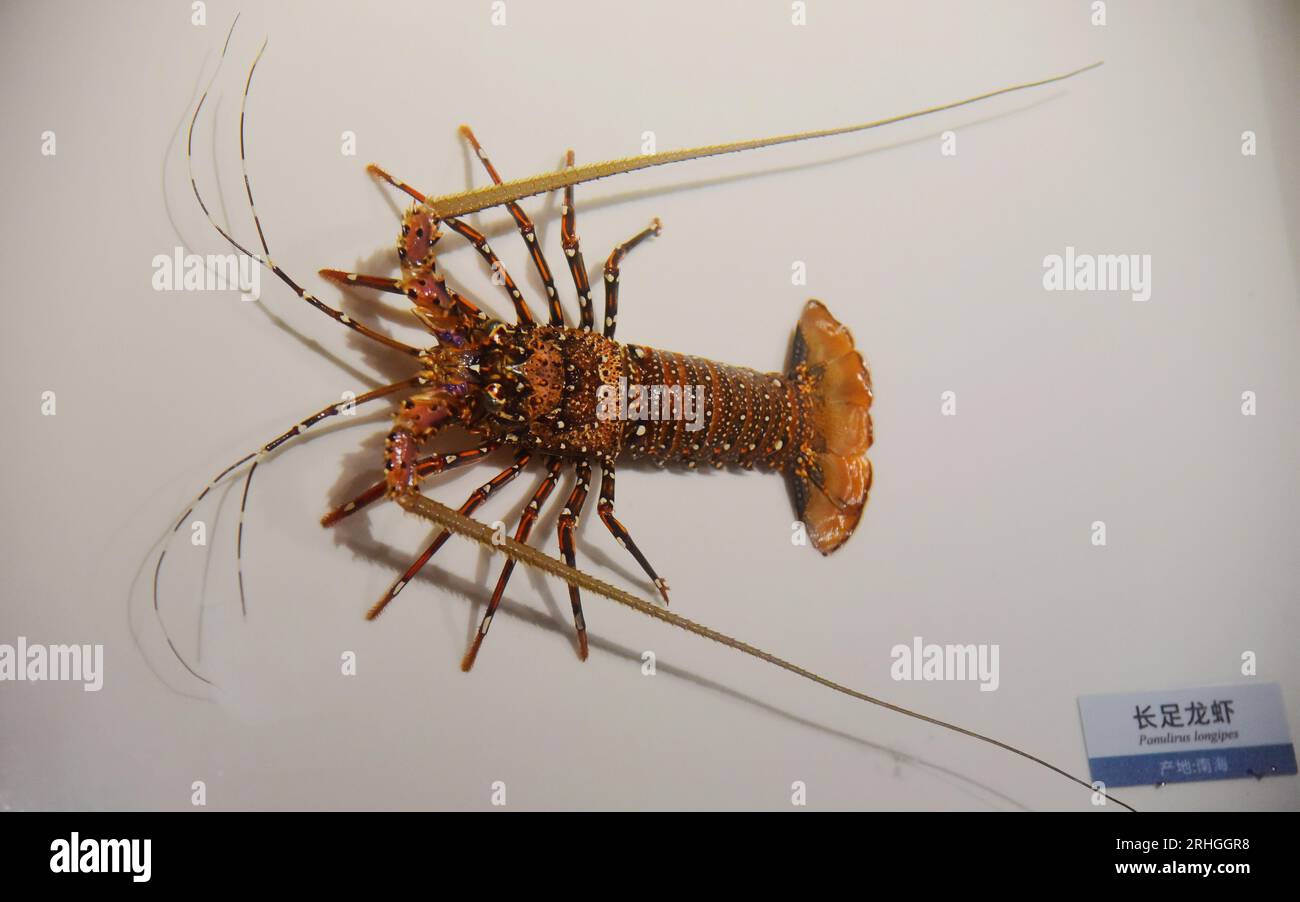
[485,382,505,401]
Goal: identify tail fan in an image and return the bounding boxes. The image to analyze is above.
[789,300,874,554]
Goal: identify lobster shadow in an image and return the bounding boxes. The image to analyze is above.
[320,430,1029,811]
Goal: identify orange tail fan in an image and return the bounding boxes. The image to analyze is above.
[789,300,874,555]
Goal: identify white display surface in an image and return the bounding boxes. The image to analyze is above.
[1,0,1296,811]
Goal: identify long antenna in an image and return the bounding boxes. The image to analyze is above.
[419,61,1103,220]
[395,491,1135,812]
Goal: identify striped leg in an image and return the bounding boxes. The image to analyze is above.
[459,126,565,327]
[439,217,537,325]
[461,457,565,671]
[319,262,486,325]
[602,219,661,339]
[321,442,503,528]
[561,150,595,331]
[597,458,671,604]
[316,263,451,313]
[316,271,401,294]
[367,450,533,620]
[556,460,593,660]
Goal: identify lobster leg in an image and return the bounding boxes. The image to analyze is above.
[462,457,565,671]
[459,126,565,327]
[367,163,536,326]
[321,442,503,528]
[367,450,534,620]
[318,263,486,326]
[602,219,662,339]
[316,271,402,294]
[596,458,671,604]
[560,150,595,331]
[555,459,594,660]
[439,216,537,325]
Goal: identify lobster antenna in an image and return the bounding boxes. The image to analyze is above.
[395,491,1135,812]
[420,61,1103,220]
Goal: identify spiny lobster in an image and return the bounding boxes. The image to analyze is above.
[336,140,873,671]
[179,39,877,673]
[157,22,1129,808]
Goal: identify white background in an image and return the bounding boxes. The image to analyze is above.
[1,0,1296,810]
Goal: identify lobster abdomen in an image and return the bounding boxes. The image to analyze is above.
[618,346,804,472]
